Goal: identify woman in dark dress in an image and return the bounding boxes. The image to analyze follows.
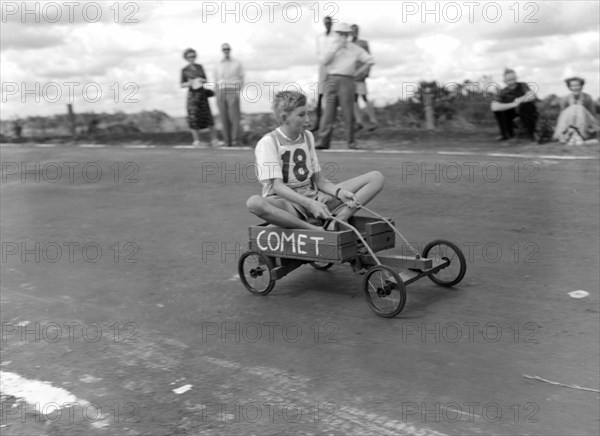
[181,48,219,146]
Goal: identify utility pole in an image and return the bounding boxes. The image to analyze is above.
[422,82,436,130]
[67,104,76,136]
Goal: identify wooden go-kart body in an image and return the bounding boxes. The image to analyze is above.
[238,215,466,318]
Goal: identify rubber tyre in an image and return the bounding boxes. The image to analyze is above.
[238,251,276,295]
[310,262,334,271]
[363,265,407,318]
[422,240,467,287]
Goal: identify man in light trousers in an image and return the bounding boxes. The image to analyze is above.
[215,43,244,147]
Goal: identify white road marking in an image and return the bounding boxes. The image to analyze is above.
[373,150,418,154]
[173,384,193,394]
[6,141,597,160]
[322,149,369,153]
[0,370,83,406]
[436,151,474,155]
[568,290,589,298]
[0,371,113,430]
[486,152,597,160]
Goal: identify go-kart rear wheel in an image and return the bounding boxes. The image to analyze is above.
[310,262,334,271]
[422,240,466,287]
[363,265,407,318]
[238,251,275,295]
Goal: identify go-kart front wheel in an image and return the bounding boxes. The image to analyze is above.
[422,240,466,287]
[363,265,407,318]
[238,251,275,295]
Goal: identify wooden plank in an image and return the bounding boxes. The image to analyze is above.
[365,221,395,236]
[248,225,356,262]
[340,243,359,262]
[349,215,394,232]
[366,232,395,252]
[249,226,354,246]
[348,215,377,231]
[249,242,346,262]
[271,259,305,280]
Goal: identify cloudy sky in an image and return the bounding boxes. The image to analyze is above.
[1,0,598,119]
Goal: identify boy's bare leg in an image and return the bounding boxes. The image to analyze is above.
[333,171,384,222]
[247,196,323,231]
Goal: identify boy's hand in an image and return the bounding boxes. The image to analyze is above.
[308,201,331,220]
[338,189,360,209]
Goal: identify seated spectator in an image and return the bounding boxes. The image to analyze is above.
[490,68,538,142]
[553,77,599,145]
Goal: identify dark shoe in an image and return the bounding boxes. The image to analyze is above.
[367,125,378,132]
[316,145,330,150]
[349,257,366,275]
[354,124,364,132]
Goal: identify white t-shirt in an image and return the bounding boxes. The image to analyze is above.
[254,128,321,197]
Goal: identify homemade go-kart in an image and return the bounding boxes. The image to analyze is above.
[238,205,466,317]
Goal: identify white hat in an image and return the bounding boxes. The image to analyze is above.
[333,22,352,33]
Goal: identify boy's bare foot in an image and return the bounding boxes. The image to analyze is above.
[349,257,366,274]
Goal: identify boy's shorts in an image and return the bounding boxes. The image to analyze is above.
[268,189,344,225]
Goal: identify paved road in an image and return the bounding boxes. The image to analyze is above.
[1,144,598,435]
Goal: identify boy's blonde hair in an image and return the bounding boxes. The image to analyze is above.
[272,91,307,123]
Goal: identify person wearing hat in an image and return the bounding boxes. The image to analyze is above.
[351,24,378,132]
[311,16,334,132]
[316,22,374,149]
[490,68,538,142]
[553,77,599,144]
[214,43,245,147]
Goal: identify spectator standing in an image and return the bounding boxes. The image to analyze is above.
[351,24,378,131]
[317,22,374,150]
[214,43,244,147]
[181,48,219,147]
[312,16,334,132]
